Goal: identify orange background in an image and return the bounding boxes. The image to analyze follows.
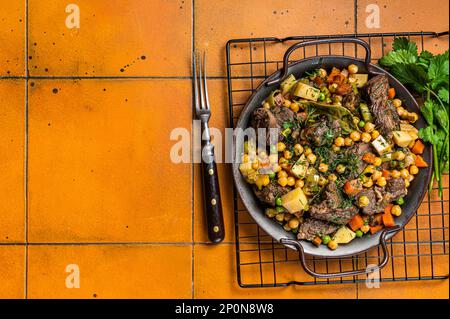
[0,0,448,299]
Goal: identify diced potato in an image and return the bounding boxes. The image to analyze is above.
[400,123,419,135]
[281,187,308,214]
[392,131,414,148]
[371,135,391,155]
[290,154,309,178]
[280,74,297,95]
[352,74,368,88]
[292,82,320,101]
[332,226,356,244]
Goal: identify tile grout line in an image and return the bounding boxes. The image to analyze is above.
[24,0,29,300]
[191,0,195,300]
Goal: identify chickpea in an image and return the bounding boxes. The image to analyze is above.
[327,240,338,250]
[391,170,401,178]
[373,157,382,167]
[304,147,313,156]
[263,102,270,109]
[391,205,402,217]
[288,218,300,229]
[397,106,406,116]
[318,176,328,186]
[328,174,338,182]
[329,83,338,93]
[372,170,382,181]
[295,179,305,189]
[252,161,259,170]
[242,154,250,163]
[353,116,361,125]
[400,168,410,179]
[364,165,376,175]
[336,164,346,174]
[287,176,296,186]
[278,170,288,179]
[275,213,285,222]
[361,132,372,143]
[348,64,359,74]
[283,224,291,231]
[358,195,370,207]
[344,137,354,147]
[290,103,300,113]
[409,165,419,175]
[279,157,289,168]
[307,153,317,165]
[376,176,387,187]
[265,208,277,218]
[277,142,286,152]
[405,179,410,188]
[332,145,341,153]
[364,122,375,133]
[262,175,270,186]
[284,150,293,160]
[350,131,361,142]
[392,99,402,108]
[360,225,370,233]
[334,136,345,147]
[278,176,288,187]
[318,68,327,77]
[393,151,406,161]
[409,112,419,123]
[294,144,304,155]
[371,130,380,139]
[318,163,329,173]
[363,179,373,188]
[283,99,291,108]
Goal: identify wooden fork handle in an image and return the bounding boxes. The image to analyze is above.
[201,142,225,243]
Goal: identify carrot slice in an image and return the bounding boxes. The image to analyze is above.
[348,214,364,231]
[362,153,376,164]
[415,155,428,167]
[370,224,384,234]
[382,212,396,227]
[388,87,396,99]
[384,204,393,214]
[382,169,391,180]
[312,236,322,246]
[410,140,425,155]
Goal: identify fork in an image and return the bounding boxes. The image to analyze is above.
[193,51,225,243]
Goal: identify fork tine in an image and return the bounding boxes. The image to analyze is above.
[198,52,206,110]
[193,52,200,111]
[202,51,210,110]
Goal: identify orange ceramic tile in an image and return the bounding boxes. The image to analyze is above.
[0,1,25,76]
[28,0,191,77]
[194,244,357,298]
[27,245,191,298]
[0,80,25,243]
[195,0,356,76]
[28,79,192,243]
[358,280,449,299]
[0,246,25,299]
[193,80,235,242]
[357,0,449,33]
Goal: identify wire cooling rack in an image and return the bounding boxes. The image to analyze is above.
[226,31,449,287]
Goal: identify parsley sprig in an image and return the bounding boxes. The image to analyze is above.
[379,37,449,197]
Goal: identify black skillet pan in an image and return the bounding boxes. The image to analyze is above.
[232,38,432,278]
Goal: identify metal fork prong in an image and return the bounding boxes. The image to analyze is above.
[202,51,210,110]
[193,51,200,112]
[198,52,206,110]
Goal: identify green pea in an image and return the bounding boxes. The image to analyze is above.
[321,235,331,245]
[355,230,363,238]
[275,197,282,206]
[276,206,284,213]
[396,197,405,205]
[318,92,326,101]
[358,120,366,128]
[269,172,276,179]
[391,160,398,168]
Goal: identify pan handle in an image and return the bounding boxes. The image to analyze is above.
[266,38,372,86]
[280,225,401,279]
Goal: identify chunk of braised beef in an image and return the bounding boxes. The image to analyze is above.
[297,218,338,241]
[253,180,290,206]
[342,91,360,114]
[363,75,400,136]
